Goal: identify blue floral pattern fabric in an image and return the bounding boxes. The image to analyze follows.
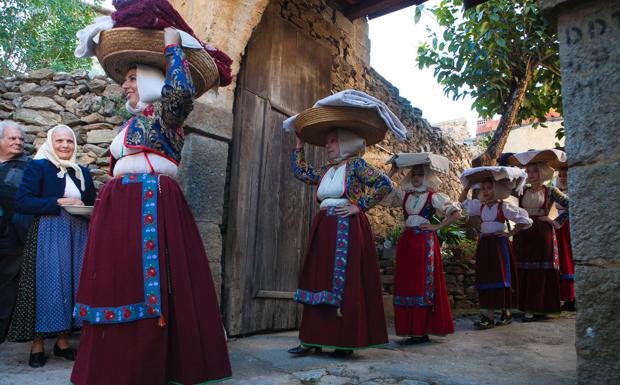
[291,148,392,211]
[122,45,195,164]
[295,207,350,307]
[74,174,162,324]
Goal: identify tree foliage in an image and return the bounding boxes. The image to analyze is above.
[0,0,98,77]
[416,0,561,165]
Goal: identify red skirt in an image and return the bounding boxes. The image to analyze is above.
[474,235,518,310]
[393,228,454,337]
[70,175,231,385]
[513,219,561,314]
[556,221,575,302]
[296,209,388,349]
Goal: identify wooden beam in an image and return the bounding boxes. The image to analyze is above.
[343,0,424,21]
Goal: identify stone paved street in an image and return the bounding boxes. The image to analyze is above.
[0,315,576,385]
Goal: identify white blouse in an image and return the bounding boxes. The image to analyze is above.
[317,164,349,209]
[384,189,460,228]
[521,188,547,216]
[461,199,532,234]
[110,128,179,178]
[63,175,82,199]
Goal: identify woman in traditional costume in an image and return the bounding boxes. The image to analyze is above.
[8,125,96,368]
[554,163,575,310]
[285,91,406,357]
[383,153,460,344]
[459,167,532,329]
[510,149,569,321]
[69,18,231,385]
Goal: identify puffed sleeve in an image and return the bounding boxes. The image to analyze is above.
[353,158,393,212]
[432,192,461,218]
[503,202,533,229]
[550,186,569,225]
[460,198,482,217]
[381,187,404,208]
[291,148,321,185]
[160,44,196,131]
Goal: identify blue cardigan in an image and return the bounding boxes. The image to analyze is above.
[16,159,97,216]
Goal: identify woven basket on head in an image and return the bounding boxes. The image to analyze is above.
[509,149,567,169]
[95,27,219,97]
[294,106,388,146]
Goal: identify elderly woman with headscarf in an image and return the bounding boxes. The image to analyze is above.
[69,28,231,385]
[509,150,569,322]
[459,167,532,329]
[288,123,392,357]
[383,153,460,344]
[7,125,96,368]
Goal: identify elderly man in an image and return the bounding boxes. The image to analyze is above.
[0,120,30,343]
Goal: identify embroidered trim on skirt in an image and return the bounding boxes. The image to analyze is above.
[393,227,454,337]
[513,219,561,314]
[475,235,519,310]
[70,175,232,385]
[297,209,388,350]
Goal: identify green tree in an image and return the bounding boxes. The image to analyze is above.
[416,0,561,166]
[0,0,99,77]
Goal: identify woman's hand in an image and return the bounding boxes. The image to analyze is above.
[335,204,360,218]
[419,223,440,231]
[57,198,84,206]
[495,230,513,238]
[164,28,182,46]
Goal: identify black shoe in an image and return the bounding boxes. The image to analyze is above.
[53,344,77,361]
[495,312,513,327]
[28,351,47,368]
[521,313,542,323]
[287,345,321,355]
[330,349,353,358]
[474,315,495,330]
[561,301,576,312]
[401,335,431,345]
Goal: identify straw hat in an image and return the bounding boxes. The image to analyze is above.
[509,149,567,169]
[95,28,219,97]
[294,106,388,146]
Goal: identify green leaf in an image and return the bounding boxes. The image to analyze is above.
[414,6,422,24]
[496,38,507,47]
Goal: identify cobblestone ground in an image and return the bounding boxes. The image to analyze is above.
[0,315,576,385]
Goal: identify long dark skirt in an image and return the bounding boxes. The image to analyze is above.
[393,228,454,337]
[475,235,519,310]
[556,222,575,302]
[7,210,87,342]
[513,219,561,314]
[70,175,231,385]
[296,209,388,350]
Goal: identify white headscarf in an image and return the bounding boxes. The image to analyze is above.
[125,64,165,114]
[34,125,85,190]
[330,128,366,163]
[402,165,440,193]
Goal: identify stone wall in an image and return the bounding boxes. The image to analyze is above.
[0,68,125,188]
[541,1,620,384]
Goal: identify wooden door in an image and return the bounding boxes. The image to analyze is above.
[224,6,331,335]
